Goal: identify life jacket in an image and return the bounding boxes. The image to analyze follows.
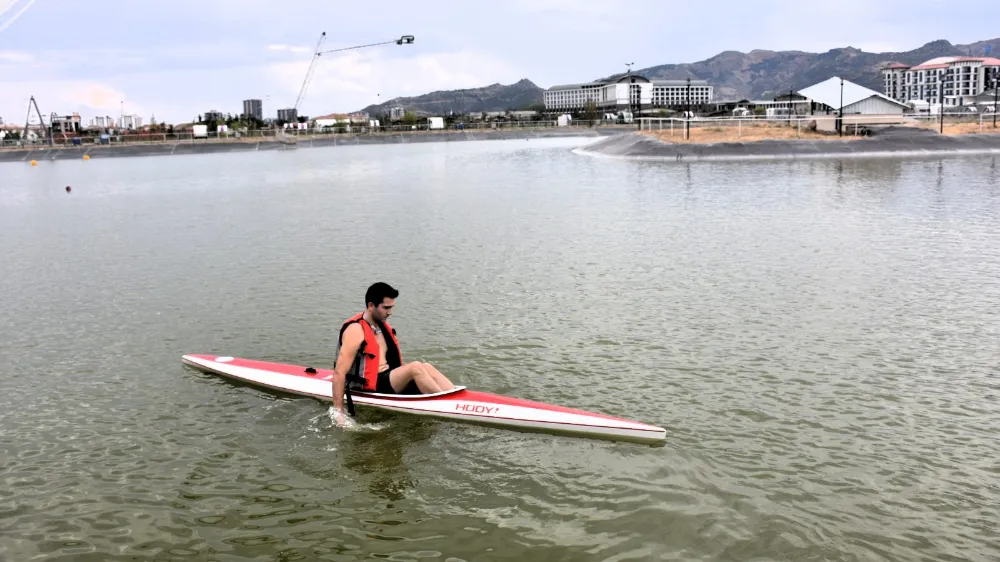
[337,312,402,391]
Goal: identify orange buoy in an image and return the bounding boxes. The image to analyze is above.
[30,160,37,166]
[83,154,90,161]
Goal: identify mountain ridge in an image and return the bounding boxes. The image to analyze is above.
[349,37,998,115]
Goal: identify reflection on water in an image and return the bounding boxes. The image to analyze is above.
[338,415,438,502]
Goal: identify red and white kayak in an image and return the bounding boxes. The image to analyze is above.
[181,354,666,444]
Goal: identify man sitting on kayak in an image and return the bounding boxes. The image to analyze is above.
[331,282,456,424]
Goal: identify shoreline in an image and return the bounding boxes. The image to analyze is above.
[0,127,630,163]
[574,128,1000,162]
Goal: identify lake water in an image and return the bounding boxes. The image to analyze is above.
[1,137,998,562]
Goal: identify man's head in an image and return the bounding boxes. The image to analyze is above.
[365,282,398,323]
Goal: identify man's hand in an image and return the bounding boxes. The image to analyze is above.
[329,406,355,428]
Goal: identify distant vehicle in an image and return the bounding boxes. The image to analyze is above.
[427,117,444,130]
[192,124,208,138]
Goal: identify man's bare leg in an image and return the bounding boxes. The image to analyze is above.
[388,362,443,394]
[421,362,456,391]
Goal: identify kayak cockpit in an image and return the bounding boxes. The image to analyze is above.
[349,386,467,399]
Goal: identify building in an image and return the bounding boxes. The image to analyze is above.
[313,112,370,129]
[50,113,82,134]
[243,99,263,120]
[277,108,298,122]
[203,110,224,122]
[389,107,406,121]
[543,75,713,113]
[881,56,1000,108]
[119,115,142,130]
[798,77,909,115]
[89,116,116,129]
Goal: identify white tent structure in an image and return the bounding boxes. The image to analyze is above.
[798,77,909,115]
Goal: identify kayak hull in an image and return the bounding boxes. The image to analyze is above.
[181,354,666,444]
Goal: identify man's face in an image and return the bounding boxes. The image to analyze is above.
[371,298,395,323]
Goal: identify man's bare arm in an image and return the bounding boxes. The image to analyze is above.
[332,323,363,415]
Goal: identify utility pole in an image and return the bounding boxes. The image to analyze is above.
[992,67,998,128]
[686,77,691,140]
[940,71,947,134]
[626,62,634,115]
[789,88,794,124]
[839,78,843,137]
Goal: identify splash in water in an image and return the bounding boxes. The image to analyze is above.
[318,407,390,432]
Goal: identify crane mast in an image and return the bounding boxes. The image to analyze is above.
[293,32,327,113]
[290,33,414,117]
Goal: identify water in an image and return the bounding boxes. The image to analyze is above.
[1,138,998,561]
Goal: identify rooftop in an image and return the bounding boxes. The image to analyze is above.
[797,76,909,110]
[547,75,709,91]
[888,56,1000,71]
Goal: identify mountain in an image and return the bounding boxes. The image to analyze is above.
[606,37,999,101]
[350,37,998,115]
[356,79,545,116]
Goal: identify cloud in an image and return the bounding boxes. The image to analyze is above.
[0,49,31,63]
[266,44,312,55]
[1,0,999,124]
[0,0,36,34]
[508,0,615,15]
[264,50,523,115]
[0,79,147,121]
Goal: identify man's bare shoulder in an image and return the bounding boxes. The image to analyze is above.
[342,322,363,341]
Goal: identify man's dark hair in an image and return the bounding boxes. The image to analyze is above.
[365,282,399,308]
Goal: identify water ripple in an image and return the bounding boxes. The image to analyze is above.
[1,146,999,561]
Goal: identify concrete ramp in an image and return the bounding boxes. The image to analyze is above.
[576,131,1000,162]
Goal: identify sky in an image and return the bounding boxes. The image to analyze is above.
[1,0,999,124]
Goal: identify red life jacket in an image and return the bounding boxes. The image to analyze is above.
[337,312,402,391]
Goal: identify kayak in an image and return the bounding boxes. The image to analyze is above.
[181,354,666,444]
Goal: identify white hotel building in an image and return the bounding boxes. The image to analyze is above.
[543,75,713,112]
[881,56,1000,108]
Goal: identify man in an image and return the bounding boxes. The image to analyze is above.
[331,282,456,425]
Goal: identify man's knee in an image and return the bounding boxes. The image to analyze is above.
[404,361,428,376]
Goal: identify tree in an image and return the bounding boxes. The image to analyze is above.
[583,99,598,122]
[402,111,417,125]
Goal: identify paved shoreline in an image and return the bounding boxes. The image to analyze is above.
[0,127,631,163]
[575,128,1000,162]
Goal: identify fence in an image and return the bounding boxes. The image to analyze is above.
[638,112,1000,141]
[0,119,634,150]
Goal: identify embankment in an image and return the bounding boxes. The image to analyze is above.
[0,127,630,163]
[575,127,1000,162]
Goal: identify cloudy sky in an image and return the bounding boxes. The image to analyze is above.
[1,0,998,124]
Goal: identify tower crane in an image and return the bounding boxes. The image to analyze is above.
[292,33,415,115]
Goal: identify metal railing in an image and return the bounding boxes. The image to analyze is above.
[638,112,1000,140]
[0,119,635,149]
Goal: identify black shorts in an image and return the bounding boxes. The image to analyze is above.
[375,369,420,395]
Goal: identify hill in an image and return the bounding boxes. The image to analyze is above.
[607,37,998,100]
[349,37,998,115]
[356,79,544,116]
